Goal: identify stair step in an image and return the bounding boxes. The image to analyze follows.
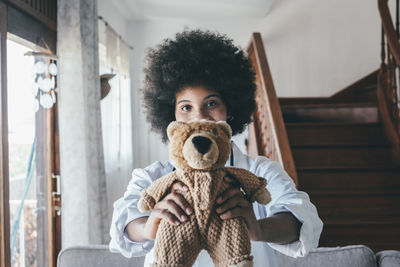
[278,71,398,253]
[282,105,378,123]
[286,122,388,147]
[319,224,400,252]
[292,147,397,169]
[329,70,378,103]
[306,190,400,196]
[279,98,376,107]
[323,218,400,225]
[281,101,376,109]
[280,97,337,106]
[297,169,400,194]
[310,195,400,220]
[296,166,400,171]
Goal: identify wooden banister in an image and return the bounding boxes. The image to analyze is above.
[377,0,400,163]
[379,0,400,64]
[246,33,298,186]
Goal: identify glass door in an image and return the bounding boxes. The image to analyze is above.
[1,2,59,267]
[7,38,37,267]
[7,36,60,267]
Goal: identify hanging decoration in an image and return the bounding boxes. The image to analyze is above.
[100,73,116,100]
[25,51,58,111]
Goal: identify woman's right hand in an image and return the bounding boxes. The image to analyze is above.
[140,181,193,241]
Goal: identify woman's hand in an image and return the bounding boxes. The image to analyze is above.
[215,176,262,241]
[215,177,302,244]
[126,181,192,242]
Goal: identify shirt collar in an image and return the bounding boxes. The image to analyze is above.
[226,141,250,169]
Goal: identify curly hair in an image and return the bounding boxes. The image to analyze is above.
[143,29,256,142]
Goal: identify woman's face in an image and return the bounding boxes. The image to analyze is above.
[175,86,227,122]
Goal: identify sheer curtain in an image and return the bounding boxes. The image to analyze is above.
[98,21,133,221]
[58,0,109,246]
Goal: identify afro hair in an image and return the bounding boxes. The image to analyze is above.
[143,29,256,142]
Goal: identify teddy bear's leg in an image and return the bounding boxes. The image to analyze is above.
[205,214,253,267]
[153,218,202,267]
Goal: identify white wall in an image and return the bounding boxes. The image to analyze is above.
[257,0,381,97]
[97,0,128,38]
[99,0,383,222]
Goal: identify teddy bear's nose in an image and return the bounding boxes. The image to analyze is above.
[192,136,211,154]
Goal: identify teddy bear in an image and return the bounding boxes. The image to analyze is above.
[138,120,271,267]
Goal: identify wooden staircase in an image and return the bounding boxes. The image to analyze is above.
[246,31,400,252]
[280,73,400,252]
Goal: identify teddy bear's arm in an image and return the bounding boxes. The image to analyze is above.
[225,167,271,205]
[137,172,179,212]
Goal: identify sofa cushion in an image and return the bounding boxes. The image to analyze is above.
[58,244,382,267]
[57,245,145,267]
[276,245,377,267]
[376,250,400,267]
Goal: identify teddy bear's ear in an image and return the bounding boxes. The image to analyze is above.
[167,121,189,140]
[217,121,232,139]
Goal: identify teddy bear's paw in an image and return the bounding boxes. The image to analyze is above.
[229,260,253,267]
[137,198,149,213]
[138,191,155,212]
[254,187,271,205]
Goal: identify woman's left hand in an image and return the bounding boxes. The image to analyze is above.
[215,176,262,241]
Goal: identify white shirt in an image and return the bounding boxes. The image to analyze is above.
[109,142,323,267]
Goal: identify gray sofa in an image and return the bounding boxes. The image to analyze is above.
[57,245,400,267]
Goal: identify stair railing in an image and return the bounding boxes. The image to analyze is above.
[378,0,400,163]
[246,33,298,186]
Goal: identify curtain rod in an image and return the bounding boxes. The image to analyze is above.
[98,16,134,50]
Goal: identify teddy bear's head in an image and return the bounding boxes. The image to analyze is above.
[167,120,232,170]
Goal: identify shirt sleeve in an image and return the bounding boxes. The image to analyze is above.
[109,161,172,257]
[250,156,323,258]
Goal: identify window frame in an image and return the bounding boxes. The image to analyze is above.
[0,2,11,267]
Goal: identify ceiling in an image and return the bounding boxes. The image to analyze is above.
[114,0,274,21]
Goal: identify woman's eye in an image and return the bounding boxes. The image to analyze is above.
[181,105,191,111]
[207,101,217,108]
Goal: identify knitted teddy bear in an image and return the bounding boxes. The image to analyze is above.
[138,120,271,267]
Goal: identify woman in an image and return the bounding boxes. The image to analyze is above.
[109,29,323,267]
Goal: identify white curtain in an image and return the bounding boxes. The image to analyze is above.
[105,26,118,72]
[120,40,130,77]
[99,21,133,221]
[58,0,109,247]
